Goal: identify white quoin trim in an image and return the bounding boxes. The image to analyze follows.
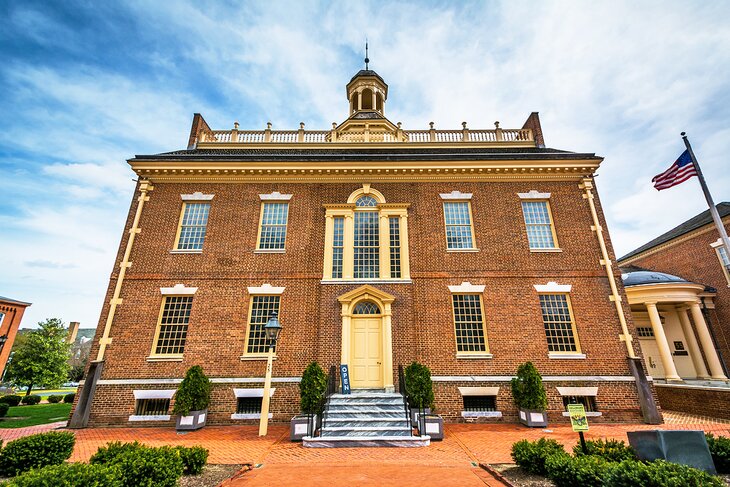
[533,282,572,293]
[518,190,551,199]
[711,238,725,249]
[247,283,286,295]
[181,192,214,201]
[160,284,198,295]
[133,389,176,400]
[458,386,499,396]
[440,190,473,200]
[556,386,598,397]
[259,192,293,201]
[233,388,276,398]
[448,282,485,293]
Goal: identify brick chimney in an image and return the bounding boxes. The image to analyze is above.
[67,321,79,344]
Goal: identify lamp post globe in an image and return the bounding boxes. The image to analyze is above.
[264,312,282,346]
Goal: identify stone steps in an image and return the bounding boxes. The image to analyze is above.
[303,435,430,448]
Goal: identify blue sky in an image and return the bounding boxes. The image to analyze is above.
[2,1,729,329]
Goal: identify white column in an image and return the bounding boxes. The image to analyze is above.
[383,303,394,392]
[677,306,710,379]
[357,91,362,111]
[689,302,727,380]
[646,302,681,381]
[341,304,350,366]
[323,214,334,279]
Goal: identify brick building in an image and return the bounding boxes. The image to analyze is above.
[618,204,730,418]
[72,67,657,429]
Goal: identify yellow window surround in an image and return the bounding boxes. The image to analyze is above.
[173,200,211,252]
[537,292,582,356]
[242,292,282,358]
[148,293,194,361]
[322,185,410,281]
[711,239,730,286]
[518,191,559,251]
[448,282,490,356]
[440,192,478,251]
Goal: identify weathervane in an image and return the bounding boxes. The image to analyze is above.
[365,39,369,70]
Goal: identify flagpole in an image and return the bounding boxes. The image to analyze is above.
[681,132,730,257]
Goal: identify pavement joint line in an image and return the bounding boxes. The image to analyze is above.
[253,428,288,466]
[446,427,481,464]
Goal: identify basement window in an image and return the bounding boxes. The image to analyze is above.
[236,397,262,415]
[231,388,274,420]
[458,387,502,418]
[557,387,602,417]
[129,390,174,422]
[562,395,597,413]
[463,396,497,412]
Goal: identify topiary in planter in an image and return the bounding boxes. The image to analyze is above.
[20,395,41,405]
[47,395,63,404]
[510,362,548,411]
[63,393,75,404]
[0,395,22,407]
[404,362,434,409]
[172,366,211,417]
[299,362,327,415]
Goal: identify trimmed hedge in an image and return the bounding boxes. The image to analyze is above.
[511,438,566,475]
[0,431,76,476]
[3,462,122,487]
[111,446,183,487]
[90,441,146,465]
[706,433,730,474]
[573,438,636,462]
[604,459,723,487]
[175,445,209,475]
[0,395,22,407]
[545,453,614,487]
[47,395,63,404]
[0,402,9,417]
[20,395,41,406]
[63,393,75,404]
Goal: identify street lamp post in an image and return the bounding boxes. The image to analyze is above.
[259,312,282,436]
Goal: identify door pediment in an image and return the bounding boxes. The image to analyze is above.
[337,285,395,305]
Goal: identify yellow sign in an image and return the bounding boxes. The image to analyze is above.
[568,404,589,432]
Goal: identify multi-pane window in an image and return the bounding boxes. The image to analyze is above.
[154,296,193,355]
[521,201,557,249]
[636,327,654,338]
[236,397,263,414]
[562,396,597,412]
[716,245,730,284]
[463,395,497,412]
[176,203,210,250]
[258,203,289,250]
[539,294,579,353]
[354,210,379,279]
[332,217,344,279]
[443,201,475,249]
[353,301,380,314]
[135,398,170,416]
[389,217,401,279]
[246,295,281,354]
[452,294,487,353]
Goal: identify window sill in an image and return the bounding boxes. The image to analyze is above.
[231,413,273,420]
[320,279,412,284]
[169,249,203,254]
[240,355,277,361]
[129,415,171,422]
[456,353,493,359]
[529,248,562,253]
[461,411,502,418]
[548,353,586,360]
[146,355,184,362]
[562,411,602,417]
[254,249,286,254]
[446,248,479,253]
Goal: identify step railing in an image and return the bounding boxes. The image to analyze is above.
[398,365,414,437]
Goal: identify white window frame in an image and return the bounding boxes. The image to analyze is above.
[129,390,175,422]
[711,239,730,286]
[231,388,275,420]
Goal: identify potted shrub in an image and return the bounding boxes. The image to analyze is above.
[173,365,212,431]
[404,362,442,438]
[511,361,548,427]
[291,362,327,441]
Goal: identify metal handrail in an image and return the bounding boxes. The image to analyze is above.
[398,365,414,437]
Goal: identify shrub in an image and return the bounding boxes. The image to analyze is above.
[511,438,566,475]
[175,445,209,475]
[63,393,75,404]
[604,459,723,487]
[545,453,614,487]
[299,362,327,415]
[0,402,9,417]
[573,438,636,462]
[0,395,22,406]
[404,362,434,409]
[511,361,548,410]
[21,395,41,405]
[0,431,76,476]
[47,395,63,404]
[4,462,122,487]
[90,441,146,465]
[111,446,183,487]
[172,365,211,416]
[706,433,730,474]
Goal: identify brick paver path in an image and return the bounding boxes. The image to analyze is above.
[0,421,67,442]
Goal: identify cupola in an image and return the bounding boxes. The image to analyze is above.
[345,44,388,117]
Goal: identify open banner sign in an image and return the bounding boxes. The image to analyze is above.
[339,364,351,394]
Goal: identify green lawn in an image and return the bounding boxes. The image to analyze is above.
[28,388,77,400]
[0,403,72,428]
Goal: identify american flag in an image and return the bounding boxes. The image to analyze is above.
[652,149,698,190]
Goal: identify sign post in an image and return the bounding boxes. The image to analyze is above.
[339,364,351,394]
[568,403,589,454]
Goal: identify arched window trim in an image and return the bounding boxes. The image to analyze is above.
[353,300,381,315]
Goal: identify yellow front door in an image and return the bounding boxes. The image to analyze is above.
[351,317,383,388]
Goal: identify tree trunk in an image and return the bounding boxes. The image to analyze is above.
[25,384,33,396]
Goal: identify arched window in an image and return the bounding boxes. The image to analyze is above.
[361,89,373,109]
[353,301,381,314]
[323,186,410,281]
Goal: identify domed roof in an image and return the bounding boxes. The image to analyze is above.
[621,270,689,287]
[349,69,386,85]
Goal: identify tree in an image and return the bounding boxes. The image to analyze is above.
[5,318,71,396]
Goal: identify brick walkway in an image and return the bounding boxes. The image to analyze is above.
[1,411,728,485]
[0,421,67,442]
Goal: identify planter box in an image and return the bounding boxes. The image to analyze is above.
[410,407,431,428]
[422,415,444,440]
[175,409,207,431]
[518,408,548,428]
[290,414,317,441]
